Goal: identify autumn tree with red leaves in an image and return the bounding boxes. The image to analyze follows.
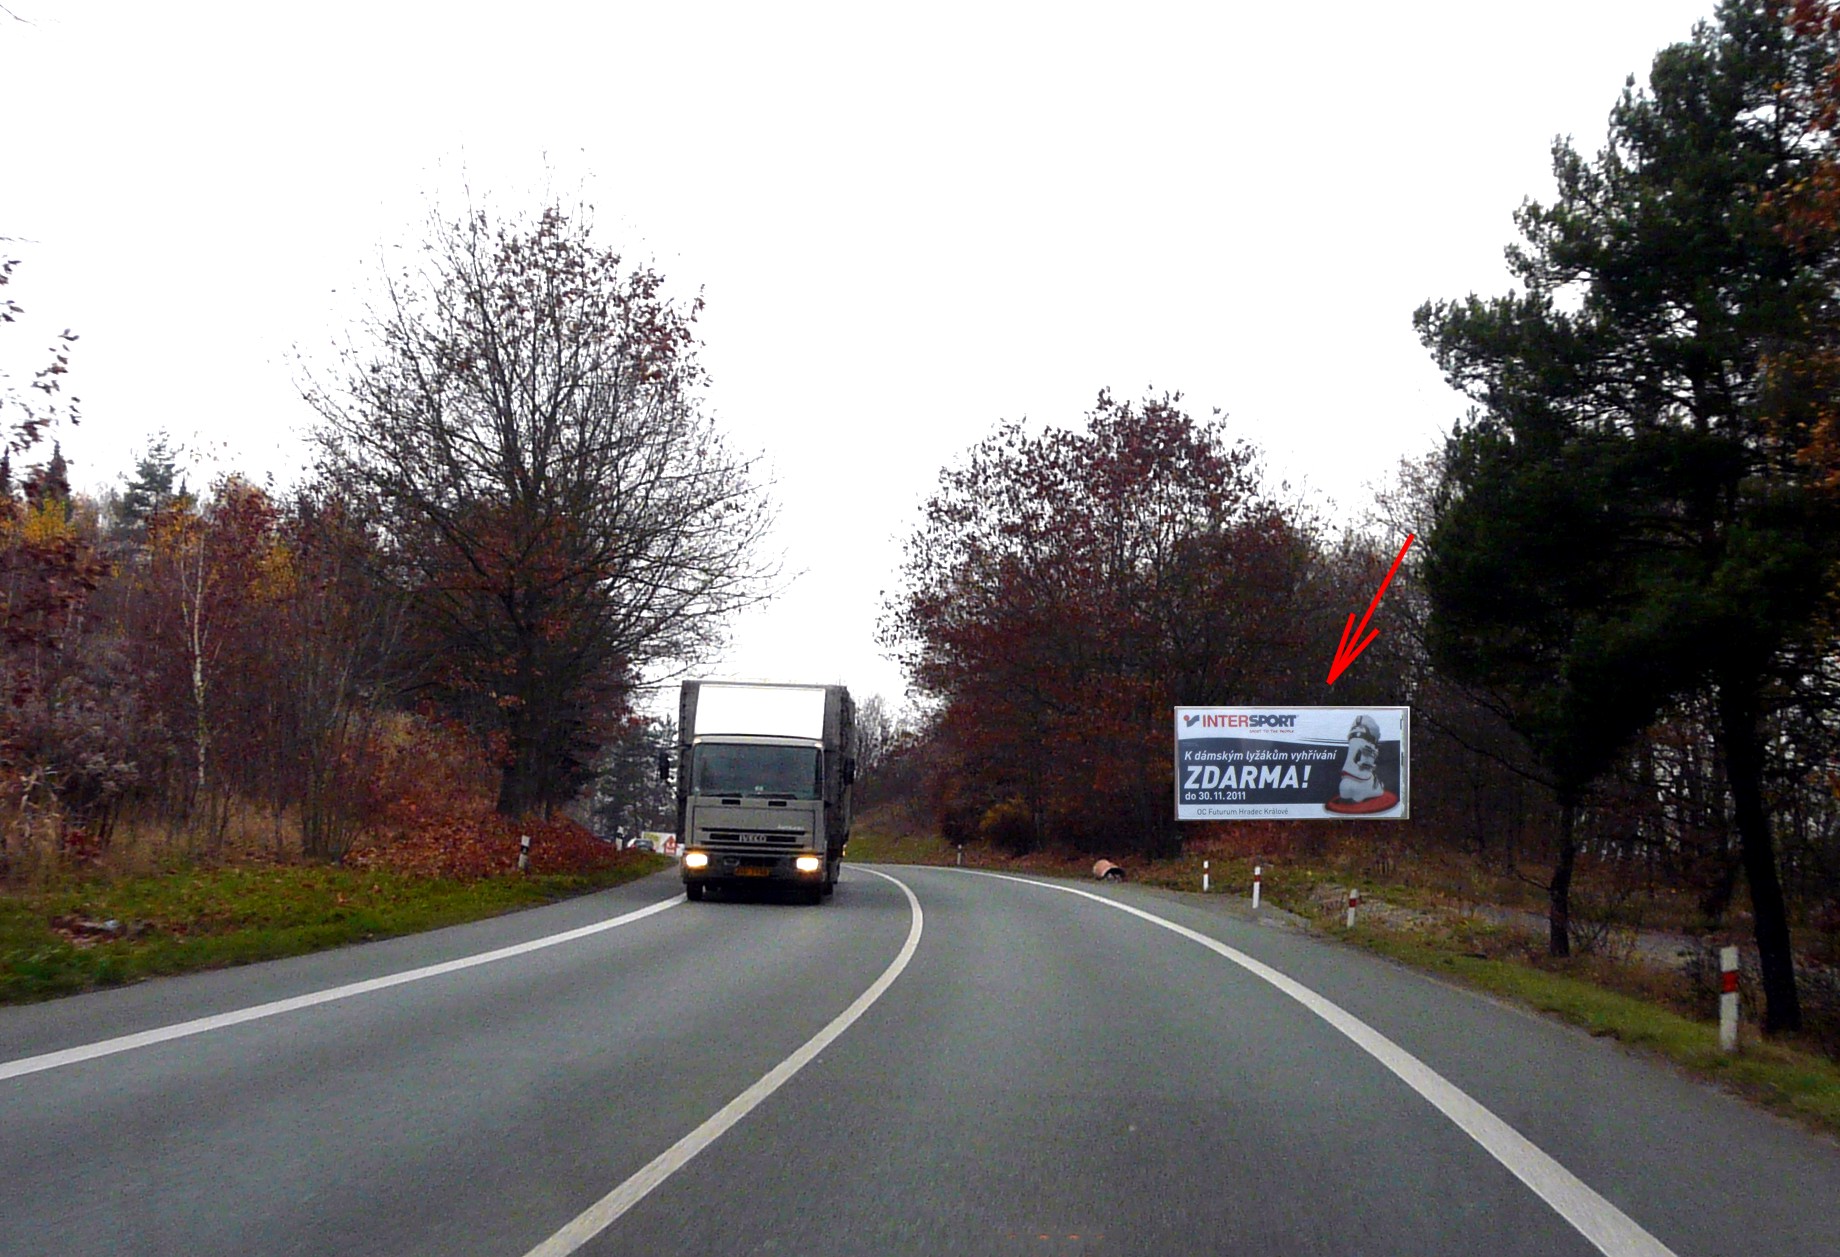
[0,253,124,859]
[1767,1,1840,492]
[305,205,775,817]
[0,252,78,463]
[883,393,1330,856]
[268,489,409,860]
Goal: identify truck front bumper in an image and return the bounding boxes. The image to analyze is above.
[682,851,825,886]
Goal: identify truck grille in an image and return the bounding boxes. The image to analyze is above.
[702,830,808,853]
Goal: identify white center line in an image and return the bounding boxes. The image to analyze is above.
[963,869,1677,1257]
[522,866,924,1257]
[0,894,686,1082]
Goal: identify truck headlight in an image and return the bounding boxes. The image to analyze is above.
[794,855,822,873]
[684,851,710,869]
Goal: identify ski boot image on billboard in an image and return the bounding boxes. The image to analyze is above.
[1323,714,1399,815]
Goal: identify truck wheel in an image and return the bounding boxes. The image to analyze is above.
[821,879,835,896]
[685,882,705,901]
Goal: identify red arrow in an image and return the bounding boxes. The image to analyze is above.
[1326,533,1415,685]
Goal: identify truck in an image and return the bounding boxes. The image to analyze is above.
[669,680,855,904]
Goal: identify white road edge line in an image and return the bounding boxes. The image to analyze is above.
[960,869,1678,1257]
[522,867,924,1257]
[0,894,687,1083]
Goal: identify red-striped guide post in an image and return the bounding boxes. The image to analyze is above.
[1719,946,1739,1052]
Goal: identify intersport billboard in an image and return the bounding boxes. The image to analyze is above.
[1174,706,1410,821]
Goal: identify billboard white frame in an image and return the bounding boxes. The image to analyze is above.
[1174,706,1410,821]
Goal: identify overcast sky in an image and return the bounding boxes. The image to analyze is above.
[2,0,1718,714]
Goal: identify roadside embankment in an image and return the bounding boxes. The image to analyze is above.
[0,826,671,1004]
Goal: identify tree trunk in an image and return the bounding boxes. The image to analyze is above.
[191,637,208,800]
[1142,775,1181,860]
[495,637,542,817]
[496,736,540,816]
[1717,678,1802,1035]
[1548,800,1576,959]
[185,537,210,809]
[1696,843,1741,933]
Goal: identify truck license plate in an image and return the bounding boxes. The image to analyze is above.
[736,865,770,878]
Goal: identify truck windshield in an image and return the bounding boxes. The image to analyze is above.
[692,744,821,799]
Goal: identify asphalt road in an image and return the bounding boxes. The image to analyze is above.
[2,864,1836,1256]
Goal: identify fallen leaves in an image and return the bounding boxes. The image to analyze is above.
[344,810,627,880]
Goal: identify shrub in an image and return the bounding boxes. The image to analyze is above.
[979,798,1036,854]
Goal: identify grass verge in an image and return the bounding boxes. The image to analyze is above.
[0,856,672,1005]
[1338,920,1840,1137]
[845,827,963,866]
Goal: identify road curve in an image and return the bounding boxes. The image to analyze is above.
[2,865,1835,1256]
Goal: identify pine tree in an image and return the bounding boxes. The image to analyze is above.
[1416,0,1840,1030]
[117,434,182,535]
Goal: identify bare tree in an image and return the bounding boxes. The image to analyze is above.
[587,714,676,842]
[851,694,899,782]
[275,488,410,860]
[303,204,776,815]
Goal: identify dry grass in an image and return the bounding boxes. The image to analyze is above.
[0,853,670,1004]
[1,794,313,892]
[0,786,668,1004]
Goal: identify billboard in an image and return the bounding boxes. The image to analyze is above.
[1174,706,1410,821]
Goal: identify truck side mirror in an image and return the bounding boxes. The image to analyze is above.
[657,751,671,782]
[843,757,857,785]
